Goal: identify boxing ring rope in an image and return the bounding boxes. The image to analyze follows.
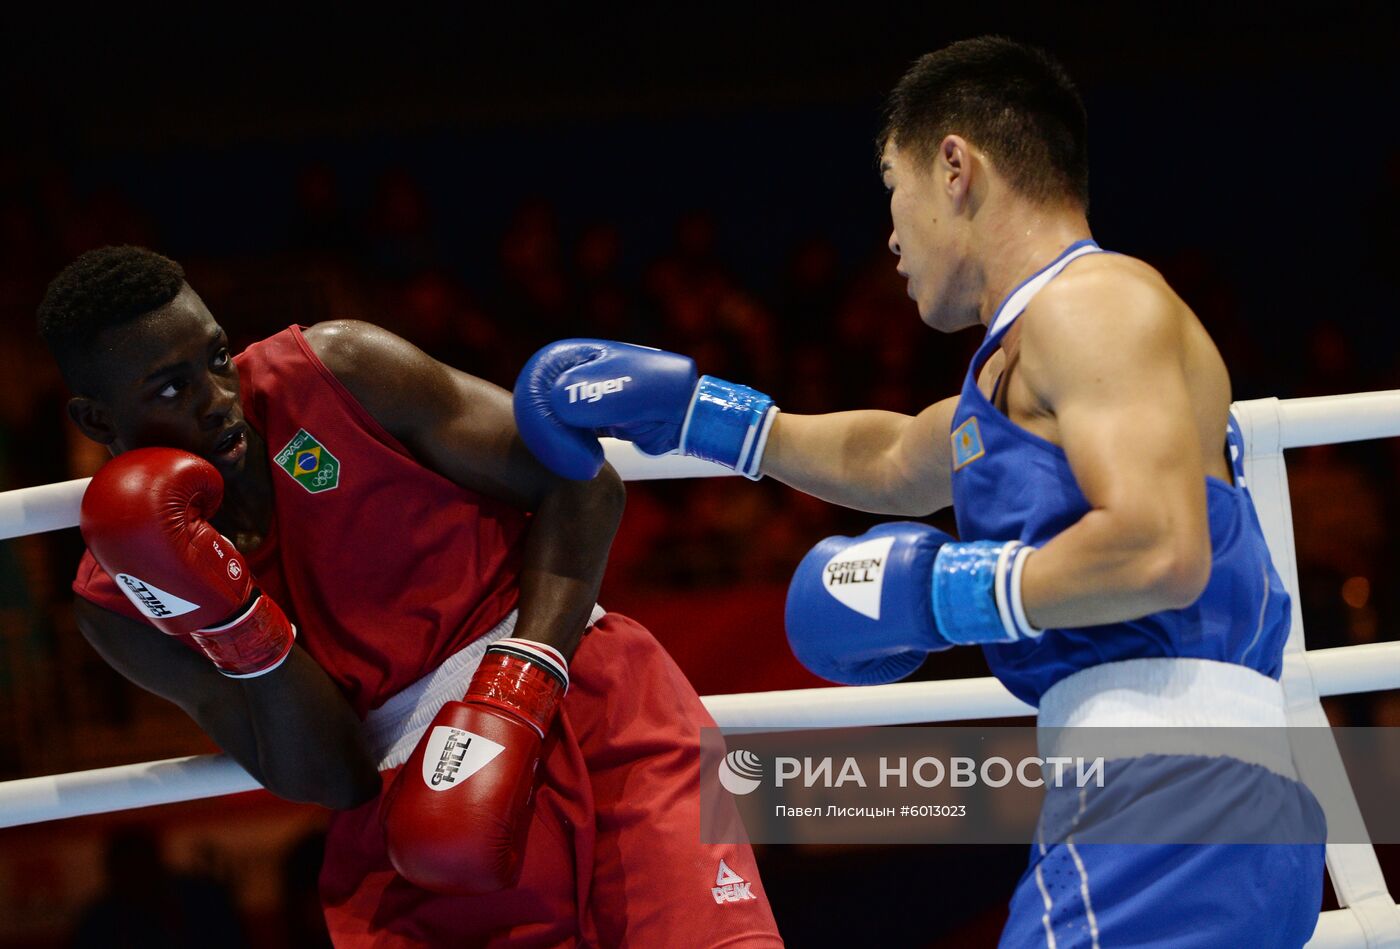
[0,640,1395,829]
[2,390,1399,946]
[6,390,1400,539]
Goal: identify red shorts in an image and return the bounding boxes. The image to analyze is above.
[319,612,783,947]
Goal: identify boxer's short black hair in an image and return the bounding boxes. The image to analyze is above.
[882,37,1089,208]
[37,245,186,395]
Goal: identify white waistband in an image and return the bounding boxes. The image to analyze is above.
[363,604,607,770]
[1036,658,1297,780]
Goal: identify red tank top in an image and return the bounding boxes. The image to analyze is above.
[73,326,528,716]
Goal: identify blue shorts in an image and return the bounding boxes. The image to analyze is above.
[1000,755,1326,947]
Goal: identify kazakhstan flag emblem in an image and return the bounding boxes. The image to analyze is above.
[951,417,986,471]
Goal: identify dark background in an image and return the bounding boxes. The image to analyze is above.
[0,5,1397,946]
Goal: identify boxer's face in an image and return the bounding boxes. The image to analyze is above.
[69,284,252,477]
[881,140,978,333]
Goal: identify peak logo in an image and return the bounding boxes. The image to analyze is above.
[718,750,763,795]
[712,859,756,904]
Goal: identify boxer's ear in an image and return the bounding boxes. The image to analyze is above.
[939,134,974,211]
[68,396,116,446]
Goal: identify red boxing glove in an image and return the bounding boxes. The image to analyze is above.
[382,638,568,894]
[79,447,295,678]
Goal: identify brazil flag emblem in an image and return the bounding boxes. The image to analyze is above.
[274,429,341,494]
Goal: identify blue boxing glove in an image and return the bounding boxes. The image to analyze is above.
[785,522,1043,686]
[513,339,778,481]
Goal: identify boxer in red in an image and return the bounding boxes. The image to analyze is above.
[38,245,781,947]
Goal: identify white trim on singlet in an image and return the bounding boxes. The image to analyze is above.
[988,241,1106,339]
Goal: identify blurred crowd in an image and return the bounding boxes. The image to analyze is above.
[1,146,1399,762]
[0,139,1397,943]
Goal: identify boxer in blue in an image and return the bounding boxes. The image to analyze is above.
[513,37,1325,947]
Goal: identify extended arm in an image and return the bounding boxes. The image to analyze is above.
[759,397,958,515]
[511,337,957,516]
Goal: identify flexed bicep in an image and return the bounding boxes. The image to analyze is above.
[1012,268,1214,627]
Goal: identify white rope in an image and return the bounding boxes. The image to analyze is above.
[2,391,1388,540]
[2,390,1398,945]
[1310,907,1400,949]
[1237,394,1400,949]
[0,440,730,541]
[3,393,1397,537]
[1272,390,1400,449]
[0,640,1394,829]
[0,754,261,830]
[704,641,1400,730]
[0,477,92,541]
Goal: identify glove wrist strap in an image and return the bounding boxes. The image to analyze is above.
[466,638,569,738]
[680,376,777,479]
[931,541,1042,645]
[194,594,297,678]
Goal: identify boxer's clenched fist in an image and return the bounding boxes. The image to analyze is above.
[513,338,778,481]
[381,638,568,894]
[80,448,294,677]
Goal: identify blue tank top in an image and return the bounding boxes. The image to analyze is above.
[948,239,1291,706]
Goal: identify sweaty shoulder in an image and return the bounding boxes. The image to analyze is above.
[1013,252,1233,472]
[1016,254,1195,396]
[302,320,415,387]
[300,319,456,438]
[1021,253,1188,348]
